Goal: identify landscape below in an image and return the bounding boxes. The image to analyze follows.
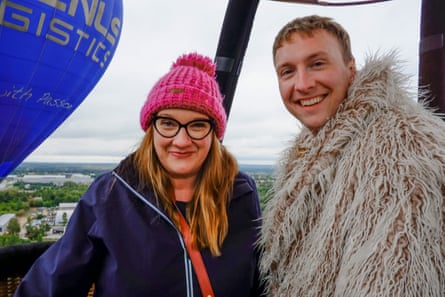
[0,162,275,247]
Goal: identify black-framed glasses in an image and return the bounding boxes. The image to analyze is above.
[152,116,214,140]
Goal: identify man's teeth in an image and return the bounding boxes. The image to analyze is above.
[300,96,323,106]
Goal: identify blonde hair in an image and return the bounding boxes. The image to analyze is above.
[273,15,354,64]
[133,127,238,256]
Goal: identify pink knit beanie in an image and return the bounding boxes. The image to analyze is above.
[140,53,226,140]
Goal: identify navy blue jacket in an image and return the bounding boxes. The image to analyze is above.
[14,159,263,297]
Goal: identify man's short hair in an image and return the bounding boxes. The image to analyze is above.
[273,15,354,64]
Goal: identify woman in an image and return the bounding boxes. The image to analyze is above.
[14,53,263,297]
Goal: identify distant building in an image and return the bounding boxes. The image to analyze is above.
[52,226,65,234]
[18,174,93,186]
[69,174,94,184]
[59,202,78,210]
[54,203,77,226]
[0,213,15,234]
[30,219,42,227]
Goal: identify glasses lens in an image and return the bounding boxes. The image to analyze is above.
[154,117,179,138]
[186,120,212,140]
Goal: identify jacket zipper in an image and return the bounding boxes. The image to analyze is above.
[112,171,195,297]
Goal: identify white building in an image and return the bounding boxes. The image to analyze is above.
[18,174,93,186]
[54,203,77,226]
[0,213,15,234]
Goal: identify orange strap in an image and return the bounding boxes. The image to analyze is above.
[169,188,215,297]
[177,212,215,297]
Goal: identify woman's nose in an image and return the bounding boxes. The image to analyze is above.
[172,127,192,145]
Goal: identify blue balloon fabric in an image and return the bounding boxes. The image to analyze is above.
[0,0,123,178]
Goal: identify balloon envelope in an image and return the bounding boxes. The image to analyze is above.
[0,0,123,178]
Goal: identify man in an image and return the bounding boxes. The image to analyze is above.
[260,15,445,297]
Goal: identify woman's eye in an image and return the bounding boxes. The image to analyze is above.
[160,119,177,127]
[189,121,209,130]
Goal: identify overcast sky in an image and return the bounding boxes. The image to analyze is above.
[24,0,422,165]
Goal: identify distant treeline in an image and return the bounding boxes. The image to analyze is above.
[12,162,274,176]
[12,162,117,176]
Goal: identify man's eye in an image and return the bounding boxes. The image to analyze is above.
[279,68,293,77]
[311,60,325,68]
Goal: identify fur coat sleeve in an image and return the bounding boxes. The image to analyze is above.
[260,52,445,297]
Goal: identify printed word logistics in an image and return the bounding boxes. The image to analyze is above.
[1,0,122,68]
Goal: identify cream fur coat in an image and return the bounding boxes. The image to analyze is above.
[260,53,445,297]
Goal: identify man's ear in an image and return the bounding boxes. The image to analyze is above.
[348,58,356,84]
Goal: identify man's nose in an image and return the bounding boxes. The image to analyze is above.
[293,70,315,92]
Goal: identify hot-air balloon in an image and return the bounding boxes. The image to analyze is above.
[1,0,444,295]
[0,0,123,178]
